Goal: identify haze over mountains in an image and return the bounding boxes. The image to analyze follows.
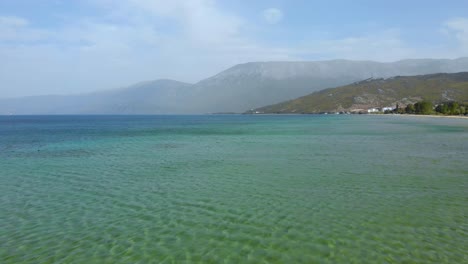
[2,58,468,115]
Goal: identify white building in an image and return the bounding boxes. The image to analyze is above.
[367,108,379,113]
[382,107,394,112]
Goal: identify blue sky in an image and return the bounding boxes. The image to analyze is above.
[1,0,468,97]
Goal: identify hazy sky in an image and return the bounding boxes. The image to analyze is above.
[1,0,468,98]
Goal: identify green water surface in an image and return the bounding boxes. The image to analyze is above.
[0,115,467,263]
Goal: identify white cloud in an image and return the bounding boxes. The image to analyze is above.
[0,16,29,27]
[91,0,245,45]
[0,15,51,42]
[306,29,414,61]
[1,2,468,98]
[0,1,296,98]
[444,18,468,52]
[262,8,283,25]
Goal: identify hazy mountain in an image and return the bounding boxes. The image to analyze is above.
[1,58,468,114]
[188,57,468,113]
[0,80,192,115]
[249,72,468,114]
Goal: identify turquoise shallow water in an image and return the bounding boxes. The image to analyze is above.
[0,115,467,263]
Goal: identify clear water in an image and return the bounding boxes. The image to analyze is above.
[0,115,467,263]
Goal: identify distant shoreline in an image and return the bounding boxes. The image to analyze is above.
[374,114,468,119]
[244,113,468,119]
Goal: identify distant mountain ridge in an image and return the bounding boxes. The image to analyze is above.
[249,72,468,114]
[1,57,468,114]
[0,80,192,115]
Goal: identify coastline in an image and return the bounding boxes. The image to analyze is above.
[245,113,468,119]
[374,114,468,119]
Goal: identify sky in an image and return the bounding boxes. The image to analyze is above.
[1,0,468,98]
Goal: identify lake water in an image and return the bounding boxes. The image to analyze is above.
[0,115,467,263]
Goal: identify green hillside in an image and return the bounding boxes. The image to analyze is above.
[250,72,468,113]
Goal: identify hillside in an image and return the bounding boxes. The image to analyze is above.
[249,72,468,114]
[2,58,468,114]
[186,57,468,113]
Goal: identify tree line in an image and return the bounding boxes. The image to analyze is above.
[386,101,467,115]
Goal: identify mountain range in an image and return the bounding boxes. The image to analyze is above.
[249,72,468,114]
[2,57,468,114]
